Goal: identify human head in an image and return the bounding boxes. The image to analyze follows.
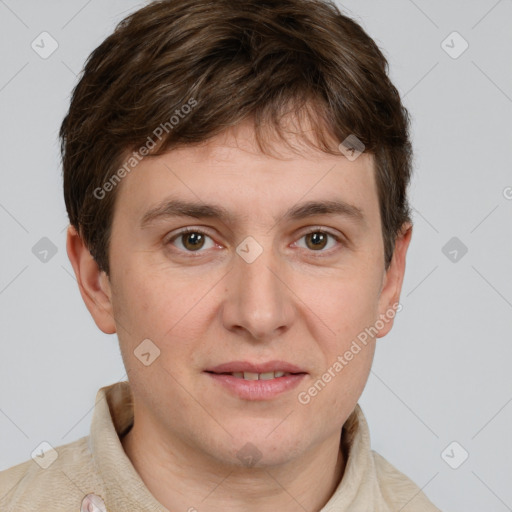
[60,0,413,277]
[63,0,413,479]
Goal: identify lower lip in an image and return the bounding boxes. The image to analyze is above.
[205,372,306,400]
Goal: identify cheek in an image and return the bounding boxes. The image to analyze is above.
[111,262,215,355]
[110,265,170,343]
[298,267,382,342]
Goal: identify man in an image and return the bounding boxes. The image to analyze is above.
[0,0,442,510]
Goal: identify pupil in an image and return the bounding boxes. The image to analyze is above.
[308,232,326,250]
[184,233,204,250]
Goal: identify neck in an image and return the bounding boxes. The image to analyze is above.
[121,417,346,512]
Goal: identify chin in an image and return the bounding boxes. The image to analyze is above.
[217,429,306,469]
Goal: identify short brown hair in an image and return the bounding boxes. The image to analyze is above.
[60,0,413,276]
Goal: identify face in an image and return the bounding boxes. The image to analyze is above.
[73,120,411,469]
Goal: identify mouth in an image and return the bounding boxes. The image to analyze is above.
[206,370,298,380]
[204,361,307,400]
[205,360,307,378]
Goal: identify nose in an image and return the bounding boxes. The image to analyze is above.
[221,237,295,342]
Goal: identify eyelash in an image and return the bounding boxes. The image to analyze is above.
[166,226,343,257]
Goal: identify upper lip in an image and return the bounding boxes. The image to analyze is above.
[205,360,307,374]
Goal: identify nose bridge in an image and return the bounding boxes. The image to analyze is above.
[223,235,291,339]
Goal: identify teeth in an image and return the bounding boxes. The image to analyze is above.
[228,371,290,380]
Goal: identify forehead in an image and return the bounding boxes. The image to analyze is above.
[113,121,380,229]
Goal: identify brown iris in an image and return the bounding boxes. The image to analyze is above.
[304,232,328,251]
[181,232,206,251]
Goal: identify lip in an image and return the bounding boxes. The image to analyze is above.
[204,360,307,401]
[205,360,306,374]
[206,372,306,400]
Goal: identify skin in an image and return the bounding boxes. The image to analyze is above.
[67,119,412,512]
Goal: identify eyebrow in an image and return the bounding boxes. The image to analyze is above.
[139,198,365,228]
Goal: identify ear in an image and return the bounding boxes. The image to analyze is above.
[66,225,116,334]
[375,223,412,339]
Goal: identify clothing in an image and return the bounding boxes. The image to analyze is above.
[0,381,441,511]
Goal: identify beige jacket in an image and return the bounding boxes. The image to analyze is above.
[0,381,441,511]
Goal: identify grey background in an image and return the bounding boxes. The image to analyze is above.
[1,1,511,510]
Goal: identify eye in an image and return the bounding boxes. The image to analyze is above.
[167,227,217,253]
[294,229,342,254]
[166,227,343,256]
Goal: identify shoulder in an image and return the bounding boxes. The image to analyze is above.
[0,436,101,511]
[372,450,442,512]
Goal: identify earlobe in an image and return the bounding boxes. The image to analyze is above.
[375,223,413,339]
[66,225,117,334]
